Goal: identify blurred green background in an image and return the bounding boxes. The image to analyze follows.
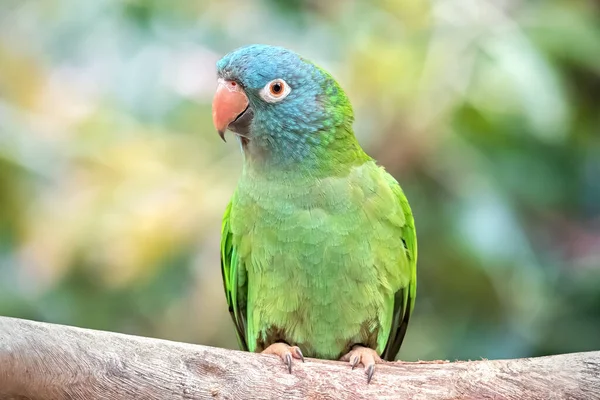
[1,0,599,362]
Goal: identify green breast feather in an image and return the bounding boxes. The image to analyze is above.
[220,161,417,360]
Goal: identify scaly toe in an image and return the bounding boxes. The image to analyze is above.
[340,345,382,383]
[262,343,304,374]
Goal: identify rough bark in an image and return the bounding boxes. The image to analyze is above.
[0,316,598,400]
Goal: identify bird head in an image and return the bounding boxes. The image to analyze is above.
[212,45,354,163]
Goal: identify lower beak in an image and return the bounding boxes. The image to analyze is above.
[212,79,249,141]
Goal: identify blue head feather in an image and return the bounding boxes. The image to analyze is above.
[216,45,354,167]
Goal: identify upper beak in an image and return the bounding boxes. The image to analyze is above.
[212,78,249,141]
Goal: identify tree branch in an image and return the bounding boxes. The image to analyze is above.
[0,316,598,399]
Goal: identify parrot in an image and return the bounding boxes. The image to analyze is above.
[212,44,417,383]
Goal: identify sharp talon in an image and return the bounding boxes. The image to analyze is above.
[366,364,375,383]
[285,353,292,374]
[350,355,360,370]
[262,343,303,374]
[294,347,305,362]
[341,345,381,383]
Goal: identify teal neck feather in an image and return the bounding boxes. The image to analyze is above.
[241,125,370,180]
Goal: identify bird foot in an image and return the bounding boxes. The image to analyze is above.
[340,345,382,383]
[261,342,304,373]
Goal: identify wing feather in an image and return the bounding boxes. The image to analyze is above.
[381,179,417,361]
[220,200,249,350]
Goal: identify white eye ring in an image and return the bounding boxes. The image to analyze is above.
[259,79,291,103]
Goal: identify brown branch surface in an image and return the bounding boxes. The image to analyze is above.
[0,316,599,400]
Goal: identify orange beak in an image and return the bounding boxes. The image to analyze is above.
[212,79,249,141]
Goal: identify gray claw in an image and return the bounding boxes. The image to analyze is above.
[294,347,305,363]
[366,364,375,383]
[350,355,360,370]
[285,353,292,374]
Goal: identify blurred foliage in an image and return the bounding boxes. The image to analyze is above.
[0,0,599,361]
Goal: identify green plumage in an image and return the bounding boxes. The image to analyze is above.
[218,45,417,361]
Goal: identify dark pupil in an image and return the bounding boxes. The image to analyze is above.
[272,83,282,93]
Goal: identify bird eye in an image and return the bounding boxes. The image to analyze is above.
[260,79,291,103]
[270,81,283,95]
